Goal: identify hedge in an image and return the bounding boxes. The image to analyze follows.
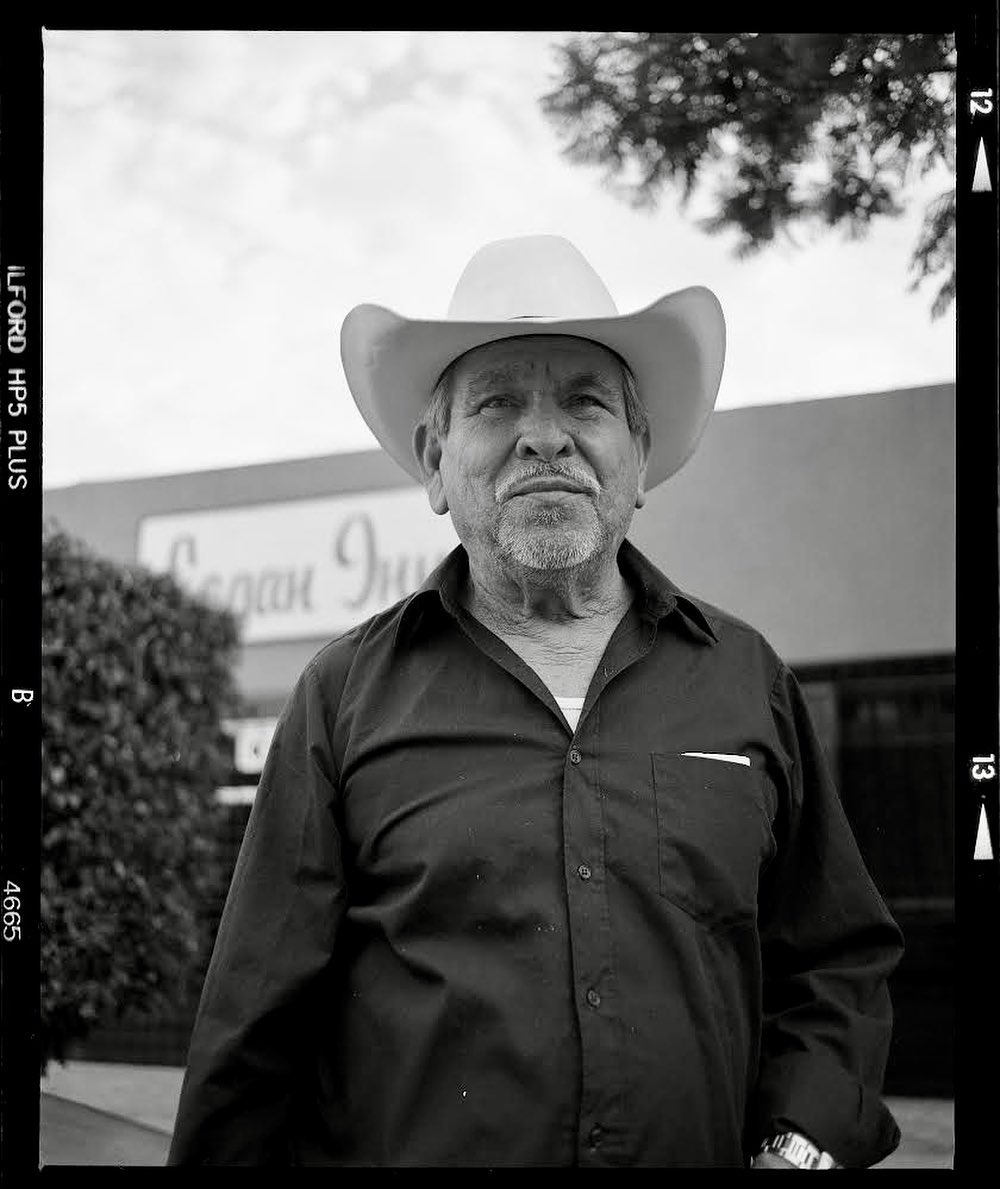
[41,519,242,1073]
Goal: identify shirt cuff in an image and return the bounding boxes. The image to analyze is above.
[751,1051,901,1168]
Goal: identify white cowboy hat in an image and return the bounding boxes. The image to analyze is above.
[340,234,725,490]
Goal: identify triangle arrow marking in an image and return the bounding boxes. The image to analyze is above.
[974,803,993,860]
[972,139,992,192]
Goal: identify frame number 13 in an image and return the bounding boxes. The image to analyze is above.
[972,754,996,782]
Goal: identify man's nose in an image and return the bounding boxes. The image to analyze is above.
[514,410,574,462]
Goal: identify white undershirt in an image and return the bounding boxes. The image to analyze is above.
[554,696,585,731]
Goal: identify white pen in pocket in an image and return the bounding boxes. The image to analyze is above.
[680,752,751,767]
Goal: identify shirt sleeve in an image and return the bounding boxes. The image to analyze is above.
[168,659,348,1165]
[749,661,905,1168]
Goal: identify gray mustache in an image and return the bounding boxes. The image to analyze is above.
[495,466,601,501]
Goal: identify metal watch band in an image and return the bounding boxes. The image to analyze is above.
[759,1131,842,1169]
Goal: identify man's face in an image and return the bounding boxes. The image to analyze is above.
[416,336,650,573]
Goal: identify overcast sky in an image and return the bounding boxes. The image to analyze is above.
[42,30,955,491]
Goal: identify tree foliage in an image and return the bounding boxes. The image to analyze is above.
[543,32,956,316]
[41,521,243,1072]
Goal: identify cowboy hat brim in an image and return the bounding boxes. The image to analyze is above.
[340,285,725,491]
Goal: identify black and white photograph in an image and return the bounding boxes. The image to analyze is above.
[1,23,992,1170]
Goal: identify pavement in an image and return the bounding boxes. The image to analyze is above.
[38,1061,954,1167]
[40,1095,173,1167]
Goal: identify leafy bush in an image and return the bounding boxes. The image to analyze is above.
[41,520,242,1073]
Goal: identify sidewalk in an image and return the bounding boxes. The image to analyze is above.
[39,1061,953,1167]
[40,1095,172,1167]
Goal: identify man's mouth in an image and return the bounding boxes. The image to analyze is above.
[503,476,593,499]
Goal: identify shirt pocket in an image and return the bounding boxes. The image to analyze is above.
[651,753,776,929]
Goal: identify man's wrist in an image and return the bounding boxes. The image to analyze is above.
[758,1132,842,1169]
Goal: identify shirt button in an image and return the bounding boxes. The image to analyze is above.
[569,748,582,765]
[577,863,592,880]
[586,988,601,1009]
[588,1124,603,1147]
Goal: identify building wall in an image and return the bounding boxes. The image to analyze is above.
[44,382,955,707]
[631,383,955,667]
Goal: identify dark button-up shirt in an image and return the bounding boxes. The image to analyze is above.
[168,541,903,1168]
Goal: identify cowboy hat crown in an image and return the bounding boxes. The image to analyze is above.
[447,234,618,320]
[340,234,725,489]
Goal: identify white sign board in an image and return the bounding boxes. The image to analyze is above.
[222,717,280,775]
[137,489,460,644]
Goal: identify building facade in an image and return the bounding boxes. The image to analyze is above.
[44,382,955,1094]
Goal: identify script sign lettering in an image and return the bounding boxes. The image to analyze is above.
[137,489,459,644]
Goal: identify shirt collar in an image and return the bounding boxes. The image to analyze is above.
[616,539,718,644]
[396,541,718,648]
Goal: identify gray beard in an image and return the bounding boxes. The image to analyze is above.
[495,503,606,571]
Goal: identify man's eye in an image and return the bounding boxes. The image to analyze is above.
[568,393,604,409]
[480,395,514,410]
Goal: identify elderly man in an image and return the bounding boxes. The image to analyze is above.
[168,236,903,1169]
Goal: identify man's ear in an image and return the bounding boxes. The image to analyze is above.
[412,422,449,515]
[634,426,651,509]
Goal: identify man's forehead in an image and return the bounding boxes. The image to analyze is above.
[453,335,623,388]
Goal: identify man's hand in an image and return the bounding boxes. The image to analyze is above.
[751,1151,799,1168]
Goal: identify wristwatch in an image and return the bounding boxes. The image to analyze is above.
[758,1132,842,1169]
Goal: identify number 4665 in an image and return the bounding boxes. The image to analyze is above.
[3,881,20,941]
